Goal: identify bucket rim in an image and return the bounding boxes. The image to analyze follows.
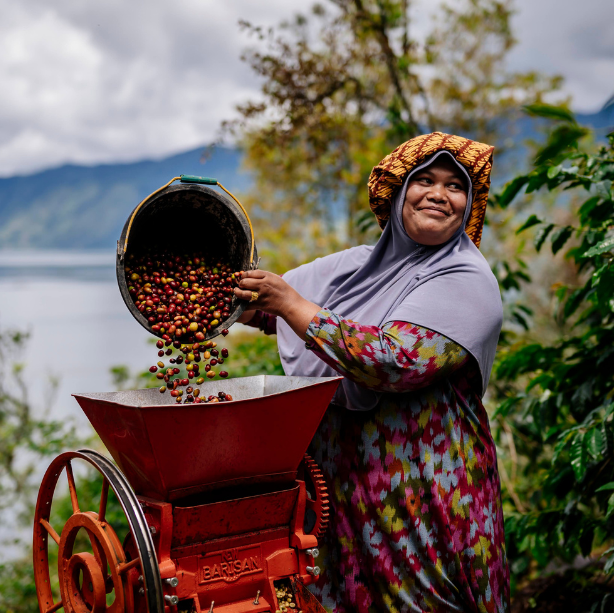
[115,181,258,342]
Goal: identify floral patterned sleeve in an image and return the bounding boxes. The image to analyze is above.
[305,308,470,393]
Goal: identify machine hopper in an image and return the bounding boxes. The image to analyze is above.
[73,375,341,501]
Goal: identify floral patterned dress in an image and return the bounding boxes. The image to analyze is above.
[250,309,509,612]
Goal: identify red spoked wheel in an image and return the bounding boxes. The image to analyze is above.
[301,454,330,540]
[33,449,163,613]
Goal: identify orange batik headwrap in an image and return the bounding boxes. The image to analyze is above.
[367,132,495,249]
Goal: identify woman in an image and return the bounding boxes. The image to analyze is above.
[234,132,509,612]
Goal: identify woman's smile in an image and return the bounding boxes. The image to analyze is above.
[418,205,450,217]
[402,156,468,245]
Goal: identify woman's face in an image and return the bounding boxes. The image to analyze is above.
[402,157,469,246]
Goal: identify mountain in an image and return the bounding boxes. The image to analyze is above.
[0,102,612,251]
[578,96,614,131]
[0,146,246,249]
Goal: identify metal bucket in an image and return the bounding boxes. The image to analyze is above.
[116,176,258,340]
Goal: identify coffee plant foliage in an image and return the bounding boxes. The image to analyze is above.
[490,104,614,578]
[0,326,80,612]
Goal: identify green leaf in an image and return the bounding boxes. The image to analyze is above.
[530,527,551,567]
[526,169,548,193]
[593,264,614,312]
[570,434,588,482]
[511,308,530,330]
[534,224,554,252]
[498,176,529,207]
[516,214,543,234]
[493,396,521,418]
[596,179,613,201]
[552,432,573,463]
[547,164,561,179]
[572,380,594,415]
[523,103,577,123]
[551,225,574,255]
[586,427,605,460]
[527,372,552,392]
[584,236,614,258]
[607,492,614,518]
[535,124,589,166]
[563,286,589,319]
[578,196,600,225]
[517,303,534,315]
[595,482,614,493]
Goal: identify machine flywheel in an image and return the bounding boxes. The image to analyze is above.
[33,449,163,613]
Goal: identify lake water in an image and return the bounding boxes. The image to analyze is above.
[0,251,165,555]
[0,250,158,434]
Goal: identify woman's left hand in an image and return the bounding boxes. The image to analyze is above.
[234,270,321,338]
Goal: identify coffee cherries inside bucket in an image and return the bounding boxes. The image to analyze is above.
[124,249,244,342]
[124,249,244,404]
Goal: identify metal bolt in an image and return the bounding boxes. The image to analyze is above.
[165,595,179,605]
[209,601,215,612]
[149,526,157,535]
[164,577,179,587]
[306,566,320,576]
[306,548,319,558]
[253,590,260,605]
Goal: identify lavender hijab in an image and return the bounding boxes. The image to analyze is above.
[276,151,502,410]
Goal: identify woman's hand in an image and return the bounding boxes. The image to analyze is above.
[234,270,321,338]
[234,270,295,317]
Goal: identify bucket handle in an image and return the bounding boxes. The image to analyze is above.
[120,176,256,267]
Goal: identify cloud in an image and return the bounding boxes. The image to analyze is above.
[0,0,611,177]
[0,0,294,176]
[508,0,614,111]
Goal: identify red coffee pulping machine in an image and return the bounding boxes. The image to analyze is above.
[33,374,341,613]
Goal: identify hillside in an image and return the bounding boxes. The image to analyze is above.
[0,146,245,249]
[0,102,612,251]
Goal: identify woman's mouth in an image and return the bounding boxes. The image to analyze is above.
[418,206,449,217]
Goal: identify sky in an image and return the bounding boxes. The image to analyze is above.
[0,0,612,177]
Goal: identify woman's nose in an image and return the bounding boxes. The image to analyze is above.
[426,183,447,202]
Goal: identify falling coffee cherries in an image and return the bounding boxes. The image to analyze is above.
[125,249,245,404]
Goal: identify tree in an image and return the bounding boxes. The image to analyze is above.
[226,0,560,269]
[0,326,79,612]
[0,327,77,532]
[490,105,614,606]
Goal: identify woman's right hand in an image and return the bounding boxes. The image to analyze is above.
[234,269,321,339]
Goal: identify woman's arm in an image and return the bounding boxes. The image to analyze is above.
[233,270,469,393]
[305,309,470,393]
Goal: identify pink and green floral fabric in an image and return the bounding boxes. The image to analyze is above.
[250,309,510,611]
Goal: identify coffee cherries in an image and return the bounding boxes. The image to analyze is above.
[126,251,240,404]
[125,249,241,342]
